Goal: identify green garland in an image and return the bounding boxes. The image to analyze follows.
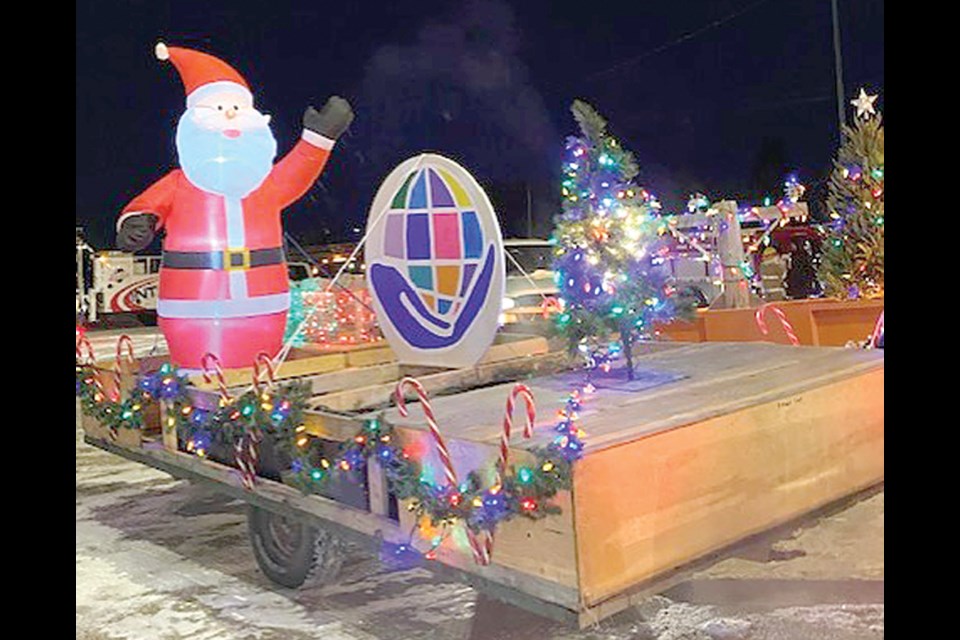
[76,361,584,539]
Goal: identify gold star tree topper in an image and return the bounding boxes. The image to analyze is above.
[851,88,878,119]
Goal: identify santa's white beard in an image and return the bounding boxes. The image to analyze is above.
[176,111,278,198]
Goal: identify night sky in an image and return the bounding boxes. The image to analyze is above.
[76,0,883,250]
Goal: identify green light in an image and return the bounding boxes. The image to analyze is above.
[875,217,883,225]
[763,197,771,206]
[160,363,172,374]
[311,469,323,481]
[518,467,533,483]
[241,404,254,417]
[366,418,380,432]
[611,306,624,316]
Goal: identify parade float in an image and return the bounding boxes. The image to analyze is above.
[77,45,883,627]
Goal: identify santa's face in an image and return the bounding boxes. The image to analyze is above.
[175,87,277,198]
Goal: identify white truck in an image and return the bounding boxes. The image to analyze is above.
[76,229,315,324]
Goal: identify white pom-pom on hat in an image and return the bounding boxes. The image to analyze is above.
[155,42,169,61]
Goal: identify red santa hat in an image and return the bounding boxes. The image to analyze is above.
[155,42,253,109]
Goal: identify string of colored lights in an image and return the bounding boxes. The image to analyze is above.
[76,358,588,565]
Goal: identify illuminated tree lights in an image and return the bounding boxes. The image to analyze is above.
[819,89,884,299]
[552,100,692,379]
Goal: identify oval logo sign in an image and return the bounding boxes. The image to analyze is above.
[366,154,505,368]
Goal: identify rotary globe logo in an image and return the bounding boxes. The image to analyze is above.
[366,154,505,368]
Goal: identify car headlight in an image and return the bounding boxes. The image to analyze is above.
[502,297,516,310]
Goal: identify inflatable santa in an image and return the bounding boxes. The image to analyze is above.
[117,43,353,369]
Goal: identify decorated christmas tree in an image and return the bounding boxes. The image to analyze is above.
[552,100,692,380]
[818,89,884,299]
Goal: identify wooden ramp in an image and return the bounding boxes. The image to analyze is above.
[369,342,884,624]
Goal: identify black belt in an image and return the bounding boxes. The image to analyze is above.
[162,247,285,271]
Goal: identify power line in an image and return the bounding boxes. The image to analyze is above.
[586,0,776,82]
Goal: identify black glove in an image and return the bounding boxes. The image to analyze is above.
[117,213,158,252]
[303,96,355,141]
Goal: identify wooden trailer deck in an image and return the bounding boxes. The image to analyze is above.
[82,339,883,627]
[368,341,884,624]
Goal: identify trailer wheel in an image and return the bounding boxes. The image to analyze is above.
[247,505,344,588]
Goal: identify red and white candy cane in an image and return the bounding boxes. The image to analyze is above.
[869,310,884,349]
[234,429,262,491]
[755,303,800,346]
[112,334,136,401]
[252,352,276,394]
[395,376,491,565]
[395,377,457,487]
[76,334,106,399]
[474,384,539,566]
[201,353,232,402]
[76,334,96,365]
[235,353,276,490]
[498,383,536,484]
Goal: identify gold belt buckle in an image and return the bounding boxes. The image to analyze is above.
[224,247,251,271]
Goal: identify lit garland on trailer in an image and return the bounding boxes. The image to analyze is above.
[76,360,588,560]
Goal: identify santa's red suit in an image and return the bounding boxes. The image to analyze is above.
[118,43,349,370]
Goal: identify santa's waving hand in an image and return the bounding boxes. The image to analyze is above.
[117,42,354,370]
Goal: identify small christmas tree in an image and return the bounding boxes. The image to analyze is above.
[552,100,692,380]
[818,89,884,299]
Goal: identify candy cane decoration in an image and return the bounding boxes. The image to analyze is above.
[252,352,276,394]
[234,354,276,491]
[76,334,106,403]
[200,353,232,402]
[76,334,96,365]
[112,334,136,401]
[498,383,536,483]
[469,384,540,565]
[234,429,262,491]
[395,377,457,487]
[869,310,884,349]
[755,303,800,346]
[395,376,490,565]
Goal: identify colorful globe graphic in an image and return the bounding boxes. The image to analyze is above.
[365,154,505,368]
[381,166,485,318]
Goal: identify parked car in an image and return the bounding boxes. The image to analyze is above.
[501,238,560,324]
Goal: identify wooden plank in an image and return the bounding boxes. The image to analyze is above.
[573,483,883,628]
[189,350,348,390]
[366,459,390,517]
[478,333,550,363]
[305,362,401,397]
[316,350,570,413]
[572,366,884,606]
[376,343,882,449]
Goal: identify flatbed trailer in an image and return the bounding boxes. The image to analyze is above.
[80,336,884,627]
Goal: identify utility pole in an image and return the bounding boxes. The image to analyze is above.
[831,0,846,135]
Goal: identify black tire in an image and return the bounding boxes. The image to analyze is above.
[247,505,344,588]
